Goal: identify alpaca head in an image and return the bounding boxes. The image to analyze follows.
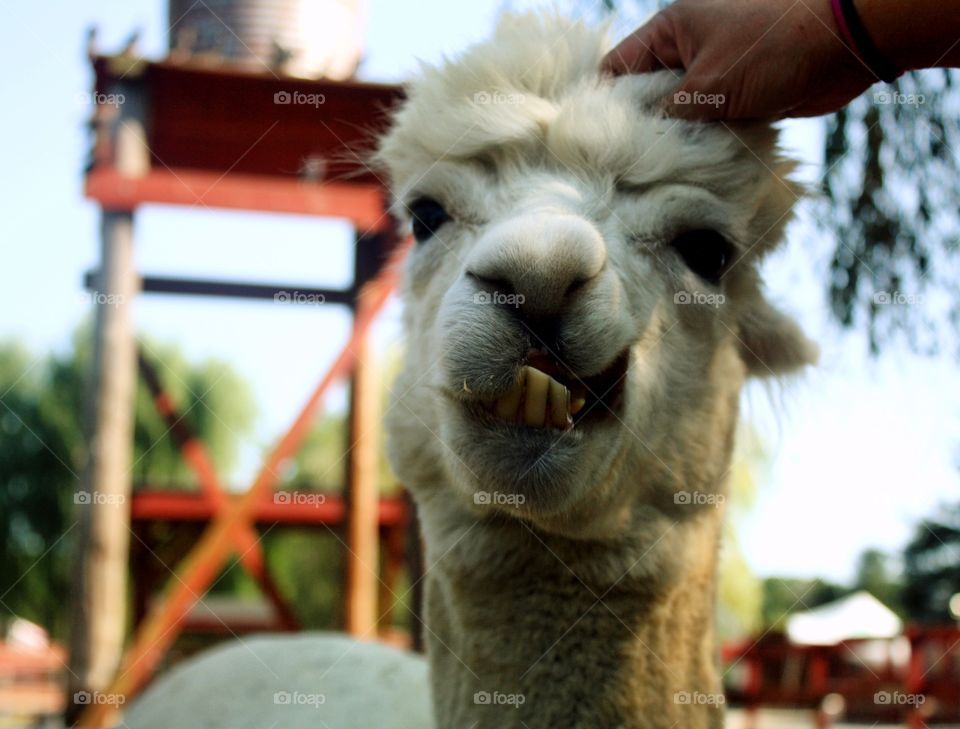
[378,14,815,539]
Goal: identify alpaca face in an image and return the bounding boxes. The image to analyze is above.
[378,15,815,536]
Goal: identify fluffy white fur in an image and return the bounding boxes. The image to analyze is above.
[121,13,814,729]
[379,12,814,729]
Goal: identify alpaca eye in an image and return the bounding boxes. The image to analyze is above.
[670,229,733,284]
[408,197,450,244]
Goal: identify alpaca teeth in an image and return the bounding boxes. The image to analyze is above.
[570,387,586,416]
[491,366,575,429]
[548,377,571,429]
[494,369,526,421]
[523,367,550,428]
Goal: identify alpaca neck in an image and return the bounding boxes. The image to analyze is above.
[419,505,725,729]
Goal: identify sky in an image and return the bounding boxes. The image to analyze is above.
[1,0,957,586]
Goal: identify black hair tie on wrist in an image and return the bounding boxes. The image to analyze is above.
[835,0,901,83]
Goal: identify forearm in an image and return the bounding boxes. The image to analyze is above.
[856,0,960,71]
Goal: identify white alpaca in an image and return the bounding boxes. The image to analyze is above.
[123,13,814,729]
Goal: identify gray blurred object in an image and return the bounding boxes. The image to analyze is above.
[122,633,432,729]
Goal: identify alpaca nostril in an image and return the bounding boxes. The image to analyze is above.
[466,270,514,296]
[563,276,592,301]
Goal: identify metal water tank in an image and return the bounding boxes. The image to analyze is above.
[168,0,366,79]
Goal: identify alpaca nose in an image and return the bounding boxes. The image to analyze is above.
[465,214,606,319]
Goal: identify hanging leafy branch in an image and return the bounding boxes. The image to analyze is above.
[822,70,960,354]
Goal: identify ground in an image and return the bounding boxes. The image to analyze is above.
[12,710,959,728]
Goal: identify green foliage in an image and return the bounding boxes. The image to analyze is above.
[853,548,903,615]
[287,352,402,494]
[268,354,406,627]
[289,413,400,494]
[822,71,960,354]
[264,530,344,627]
[0,344,77,637]
[903,503,960,622]
[0,331,255,640]
[131,338,256,487]
[760,577,848,630]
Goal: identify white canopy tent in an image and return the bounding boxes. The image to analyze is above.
[786,590,903,646]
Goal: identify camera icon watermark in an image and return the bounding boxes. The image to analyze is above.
[473,291,525,308]
[73,691,125,706]
[274,90,326,108]
[273,690,326,708]
[75,491,126,506]
[474,491,526,507]
[473,690,525,708]
[673,691,725,705]
[674,491,725,508]
[673,90,726,109]
[473,90,526,106]
[874,91,925,107]
[274,290,326,306]
[75,91,125,108]
[873,290,923,306]
[274,491,327,507]
[874,690,925,706]
[674,290,725,307]
[77,290,125,308]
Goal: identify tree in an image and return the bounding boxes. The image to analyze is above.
[0,344,77,637]
[902,503,960,623]
[761,577,848,630]
[0,330,255,640]
[822,71,960,354]
[853,548,902,613]
[266,349,405,628]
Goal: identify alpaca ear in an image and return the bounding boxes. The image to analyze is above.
[737,298,818,377]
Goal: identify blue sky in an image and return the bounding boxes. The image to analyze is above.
[2,0,957,584]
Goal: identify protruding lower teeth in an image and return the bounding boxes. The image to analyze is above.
[524,367,550,428]
[548,377,570,429]
[494,368,525,420]
[570,387,586,416]
[492,365,576,430]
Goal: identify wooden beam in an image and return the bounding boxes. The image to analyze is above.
[85,168,389,232]
[66,209,139,725]
[84,272,355,305]
[129,490,409,526]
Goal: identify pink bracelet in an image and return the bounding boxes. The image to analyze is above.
[829,0,900,82]
[829,0,858,51]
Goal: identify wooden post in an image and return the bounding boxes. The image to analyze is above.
[66,209,139,724]
[905,629,926,729]
[343,232,386,636]
[67,74,145,725]
[342,311,380,636]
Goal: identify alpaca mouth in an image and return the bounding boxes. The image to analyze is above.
[488,348,629,430]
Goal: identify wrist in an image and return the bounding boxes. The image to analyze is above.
[831,0,901,81]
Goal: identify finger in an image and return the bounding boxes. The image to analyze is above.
[601,15,684,76]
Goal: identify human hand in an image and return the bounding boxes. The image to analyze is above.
[601,0,879,121]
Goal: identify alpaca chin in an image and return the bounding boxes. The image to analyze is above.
[440,400,626,520]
